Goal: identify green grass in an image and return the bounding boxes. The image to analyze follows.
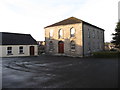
[92,51,120,58]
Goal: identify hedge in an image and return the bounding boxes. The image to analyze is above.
[92,51,120,58]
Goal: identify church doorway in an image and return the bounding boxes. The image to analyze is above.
[58,41,64,53]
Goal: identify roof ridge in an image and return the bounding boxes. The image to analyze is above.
[0,32,30,35]
[44,16,82,28]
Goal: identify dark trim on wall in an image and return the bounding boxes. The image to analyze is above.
[82,22,84,57]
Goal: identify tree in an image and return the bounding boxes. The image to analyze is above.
[111,22,120,49]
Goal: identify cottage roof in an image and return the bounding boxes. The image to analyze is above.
[0,32,37,45]
[44,17,104,31]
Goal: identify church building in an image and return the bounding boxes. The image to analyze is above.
[44,17,104,57]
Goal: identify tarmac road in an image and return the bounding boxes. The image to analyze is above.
[2,55,118,88]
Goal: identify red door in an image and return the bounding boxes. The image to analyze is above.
[58,41,64,53]
[30,46,34,55]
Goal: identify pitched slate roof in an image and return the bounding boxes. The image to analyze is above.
[45,17,82,28]
[0,32,37,45]
[44,17,104,31]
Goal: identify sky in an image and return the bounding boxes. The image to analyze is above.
[0,0,119,42]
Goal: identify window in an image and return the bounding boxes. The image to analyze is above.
[97,42,99,49]
[58,29,63,39]
[70,28,75,37]
[88,29,90,38]
[70,41,75,51]
[97,31,99,39]
[49,41,53,51]
[101,32,103,39]
[19,46,24,54]
[7,47,12,55]
[88,42,91,53]
[93,30,95,38]
[49,30,53,39]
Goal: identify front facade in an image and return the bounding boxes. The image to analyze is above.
[45,17,104,57]
[0,32,38,57]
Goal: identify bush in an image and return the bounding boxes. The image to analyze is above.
[110,49,117,51]
[92,51,120,58]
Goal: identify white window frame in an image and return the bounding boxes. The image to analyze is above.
[7,47,12,55]
[19,46,24,54]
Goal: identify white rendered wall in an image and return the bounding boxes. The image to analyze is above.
[0,46,2,89]
[0,45,38,57]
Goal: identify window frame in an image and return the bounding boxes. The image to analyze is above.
[49,41,54,51]
[19,46,24,54]
[97,31,99,39]
[58,29,63,39]
[88,29,90,38]
[49,29,53,39]
[70,28,76,38]
[88,42,91,53]
[93,30,95,38]
[70,40,76,51]
[7,47,12,55]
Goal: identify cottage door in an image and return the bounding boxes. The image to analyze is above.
[30,46,34,55]
[58,41,64,53]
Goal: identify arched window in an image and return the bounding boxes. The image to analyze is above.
[49,30,53,38]
[70,41,75,50]
[70,28,75,37]
[49,41,53,51]
[58,29,63,38]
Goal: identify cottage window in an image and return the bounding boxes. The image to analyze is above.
[70,41,75,50]
[88,29,90,38]
[58,29,63,39]
[49,30,53,39]
[70,28,75,37]
[19,46,24,54]
[7,47,12,55]
[49,41,53,51]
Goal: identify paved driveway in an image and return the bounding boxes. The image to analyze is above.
[2,55,118,88]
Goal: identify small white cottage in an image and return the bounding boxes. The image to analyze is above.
[0,32,38,57]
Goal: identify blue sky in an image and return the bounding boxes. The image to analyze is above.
[0,0,119,42]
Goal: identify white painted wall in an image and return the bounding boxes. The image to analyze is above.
[0,45,38,57]
[0,46,2,89]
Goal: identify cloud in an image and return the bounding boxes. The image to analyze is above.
[73,0,119,42]
[0,0,119,42]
